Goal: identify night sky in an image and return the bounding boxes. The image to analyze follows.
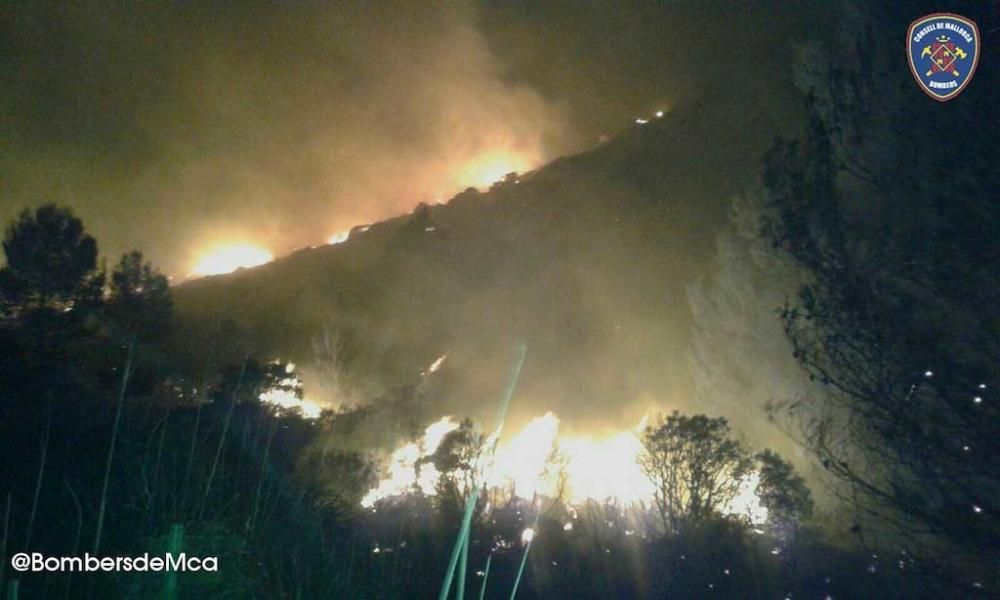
[1,0,829,276]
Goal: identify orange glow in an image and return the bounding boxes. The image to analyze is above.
[455,150,534,190]
[190,244,273,276]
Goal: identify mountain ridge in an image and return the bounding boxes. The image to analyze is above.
[171,93,804,429]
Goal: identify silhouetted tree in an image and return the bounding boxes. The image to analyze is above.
[422,418,481,515]
[639,412,753,532]
[0,267,27,317]
[754,449,813,531]
[212,359,301,407]
[299,450,378,513]
[762,0,998,582]
[108,250,173,340]
[1,204,98,310]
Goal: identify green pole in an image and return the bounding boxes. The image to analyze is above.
[509,507,541,600]
[457,526,470,600]
[440,342,526,600]
[438,492,478,600]
[491,342,527,444]
[163,523,183,600]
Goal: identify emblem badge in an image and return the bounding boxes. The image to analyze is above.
[907,13,980,101]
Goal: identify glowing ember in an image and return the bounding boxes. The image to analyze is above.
[427,354,448,374]
[191,244,273,276]
[520,527,535,544]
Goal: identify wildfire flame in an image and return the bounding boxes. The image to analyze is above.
[487,412,560,498]
[361,412,771,523]
[327,231,349,245]
[361,416,461,507]
[454,150,533,190]
[257,368,325,419]
[724,472,769,525]
[258,387,324,419]
[560,427,653,504]
[190,244,273,276]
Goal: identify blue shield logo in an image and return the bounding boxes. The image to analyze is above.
[908,13,980,101]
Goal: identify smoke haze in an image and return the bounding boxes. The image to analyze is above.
[1,1,829,275]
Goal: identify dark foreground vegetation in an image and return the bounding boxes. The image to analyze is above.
[0,219,966,597]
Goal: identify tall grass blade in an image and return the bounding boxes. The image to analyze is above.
[163,524,183,600]
[25,395,51,551]
[94,338,134,554]
[1,493,10,593]
[202,356,248,515]
[477,553,492,600]
[509,504,541,600]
